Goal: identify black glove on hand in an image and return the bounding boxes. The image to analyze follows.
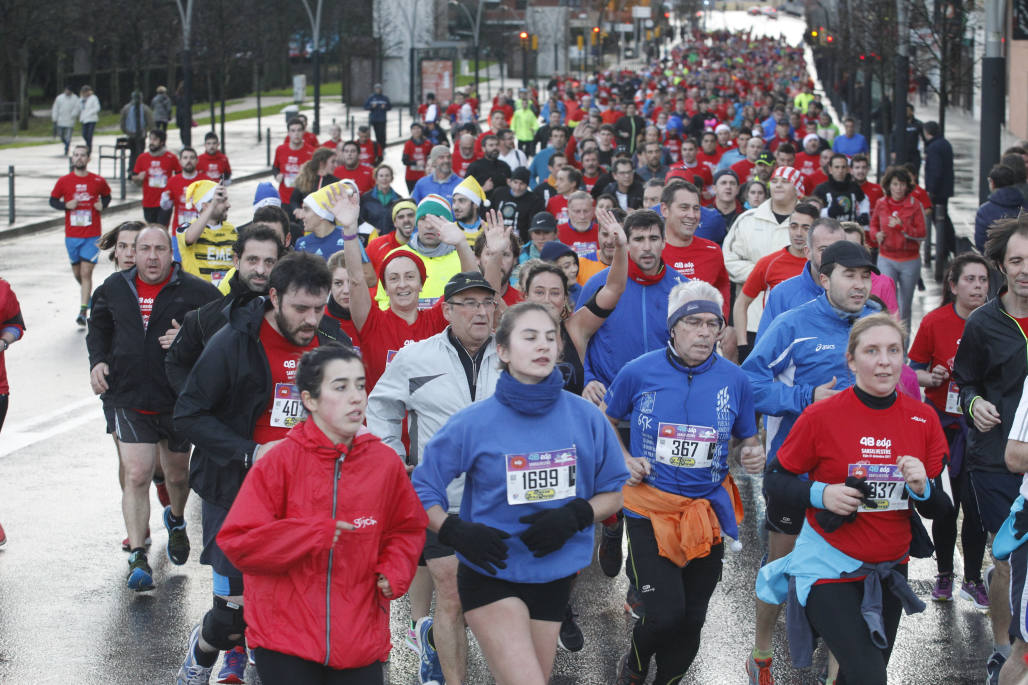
[815,476,873,533]
[1014,504,1028,539]
[437,515,510,575]
[518,497,594,557]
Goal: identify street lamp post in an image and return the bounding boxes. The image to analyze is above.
[300,0,324,135]
[174,0,195,147]
[450,0,483,98]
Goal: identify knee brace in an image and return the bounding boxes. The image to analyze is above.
[201,596,246,651]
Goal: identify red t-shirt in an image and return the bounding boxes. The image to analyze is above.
[696,149,723,174]
[51,172,112,238]
[908,303,968,415]
[547,195,570,225]
[321,139,341,150]
[557,222,599,260]
[794,152,821,180]
[324,310,361,352]
[452,148,479,178]
[668,162,713,189]
[252,318,319,445]
[777,389,947,563]
[273,144,315,203]
[135,271,172,330]
[661,238,731,317]
[166,172,207,230]
[1015,316,1028,340]
[767,135,794,153]
[358,303,447,392]
[0,279,23,394]
[806,170,829,192]
[133,151,182,208]
[358,140,382,167]
[196,152,231,182]
[333,164,375,195]
[861,181,885,212]
[403,139,434,182]
[742,247,807,302]
[582,173,602,193]
[664,136,682,164]
[911,185,932,211]
[730,159,756,184]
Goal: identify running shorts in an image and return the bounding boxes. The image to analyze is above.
[456,563,574,622]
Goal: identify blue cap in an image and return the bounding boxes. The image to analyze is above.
[253,182,281,209]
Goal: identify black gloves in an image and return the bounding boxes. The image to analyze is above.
[815,476,874,533]
[1015,504,1028,539]
[518,498,594,557]
[438,515,510,575]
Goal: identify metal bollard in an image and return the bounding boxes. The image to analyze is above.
[7,166,13,225]
[119,150,126,200]
[349,117,355,140]
[266,129,271,167]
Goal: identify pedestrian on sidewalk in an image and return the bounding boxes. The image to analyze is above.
[151,86,172,133]
[364,83,391,149]
[119,91,154,171]
[79,85,101,154]
[52,85,81,157]
[924,121,955,274]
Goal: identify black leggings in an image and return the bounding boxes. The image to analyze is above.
[625,516,723,685]
[931,468,987,581]
[253,649,383,685]
[0,394,8,433]
[805,565,906,685]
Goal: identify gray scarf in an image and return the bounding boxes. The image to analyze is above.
[408,233,456,258]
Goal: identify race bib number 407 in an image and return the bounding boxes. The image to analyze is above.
[505,446,577,505]
[849,463,909,512]
[270,383,305,428]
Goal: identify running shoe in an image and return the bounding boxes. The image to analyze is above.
[122,527,152,552]
[614,652,647,685]
[154,476,171,508]
[404,623,420,655]
[76,312,87,327]
[746,655,775,685]
[930,572,953,601]
[0,520,6,549]
[557,605,584,652]
[597,517,624,577]
[414,616,443,685]
[960,579,989,609]
[624,585,644,620]
[177,625,214,685]
[986,650,1006,685]
[217,646,247,684]
[164,506,190,565]
[126,550,155,591]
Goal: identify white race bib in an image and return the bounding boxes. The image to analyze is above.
[70,209,92,227]
[945,381,961,415]
[149,170,167,188]
[284,173,297,188]
[505,447,577,506]
[655,423,716,469]
[270,383,305,428]
[849,463,909,512]
[179,209,198,225]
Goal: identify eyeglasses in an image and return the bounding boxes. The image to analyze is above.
[448,299,497,311]
[678,316,723,333]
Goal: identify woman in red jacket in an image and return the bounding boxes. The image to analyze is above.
[218,344,427,684]
[869,166,927,329]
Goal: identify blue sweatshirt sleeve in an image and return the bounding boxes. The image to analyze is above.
[602,362,637,421]
[741,317,813,418]
[412,417,468,512]
[578,270,608,387]
[732,373,759,439]
[589,408,631,494]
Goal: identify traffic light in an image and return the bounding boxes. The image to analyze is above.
[519,30,528,40]
[825,34,833,43]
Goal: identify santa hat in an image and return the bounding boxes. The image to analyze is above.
[253,182,281,209]
[771,166,805,196]
[185,180,218,211]
[453,175,489,208]
[303,180,358,222]
[415,194,453,223]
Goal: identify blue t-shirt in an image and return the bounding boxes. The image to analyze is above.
[604,348,756,538]
[832,133,869,157]
[294,229,370,262]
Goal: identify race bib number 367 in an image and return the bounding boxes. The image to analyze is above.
[505,446,577,505]
[270,383,305,428]
[655,423,716,468]
[849,463,909,512]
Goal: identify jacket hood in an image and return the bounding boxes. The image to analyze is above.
[989,186,1026,209]
[286,418,378,461]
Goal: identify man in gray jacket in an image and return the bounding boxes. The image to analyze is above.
[367,270,500,685]
[52,85,81,156]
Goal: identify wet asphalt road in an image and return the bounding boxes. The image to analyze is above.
[0,209,995,684]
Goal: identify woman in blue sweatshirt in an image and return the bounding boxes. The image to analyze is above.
[412,302,629,685]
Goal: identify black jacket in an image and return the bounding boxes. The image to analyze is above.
[164,272,262,394]
[813,177,869,225]
[466,157,511,194]
[173,296,351,508]
[924,136,954,201]
[87,264,220,413]
[614,114,647,153]
[953,290,1028,473]
[598,180,644,210]
[492,186,545,243]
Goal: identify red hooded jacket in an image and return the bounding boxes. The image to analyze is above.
[869,194,927,261]
[218,420,427,669]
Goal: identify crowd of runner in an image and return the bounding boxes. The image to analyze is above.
[7,21,1028,685]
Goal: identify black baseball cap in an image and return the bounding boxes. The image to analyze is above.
[818,241,880,275]
[755,151,774,166]
[443,271,496,301]
[511,167,531,184]
[529,212,558,233]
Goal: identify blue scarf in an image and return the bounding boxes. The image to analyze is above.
[494,368,564,415]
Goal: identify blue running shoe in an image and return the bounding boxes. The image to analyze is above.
[126,549,155,591]
[177,625,214,685]
[415,616,444,684]
[164,506,190,566]
[217,646,247,683]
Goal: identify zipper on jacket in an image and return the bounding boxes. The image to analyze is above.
[324,451,346,666]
